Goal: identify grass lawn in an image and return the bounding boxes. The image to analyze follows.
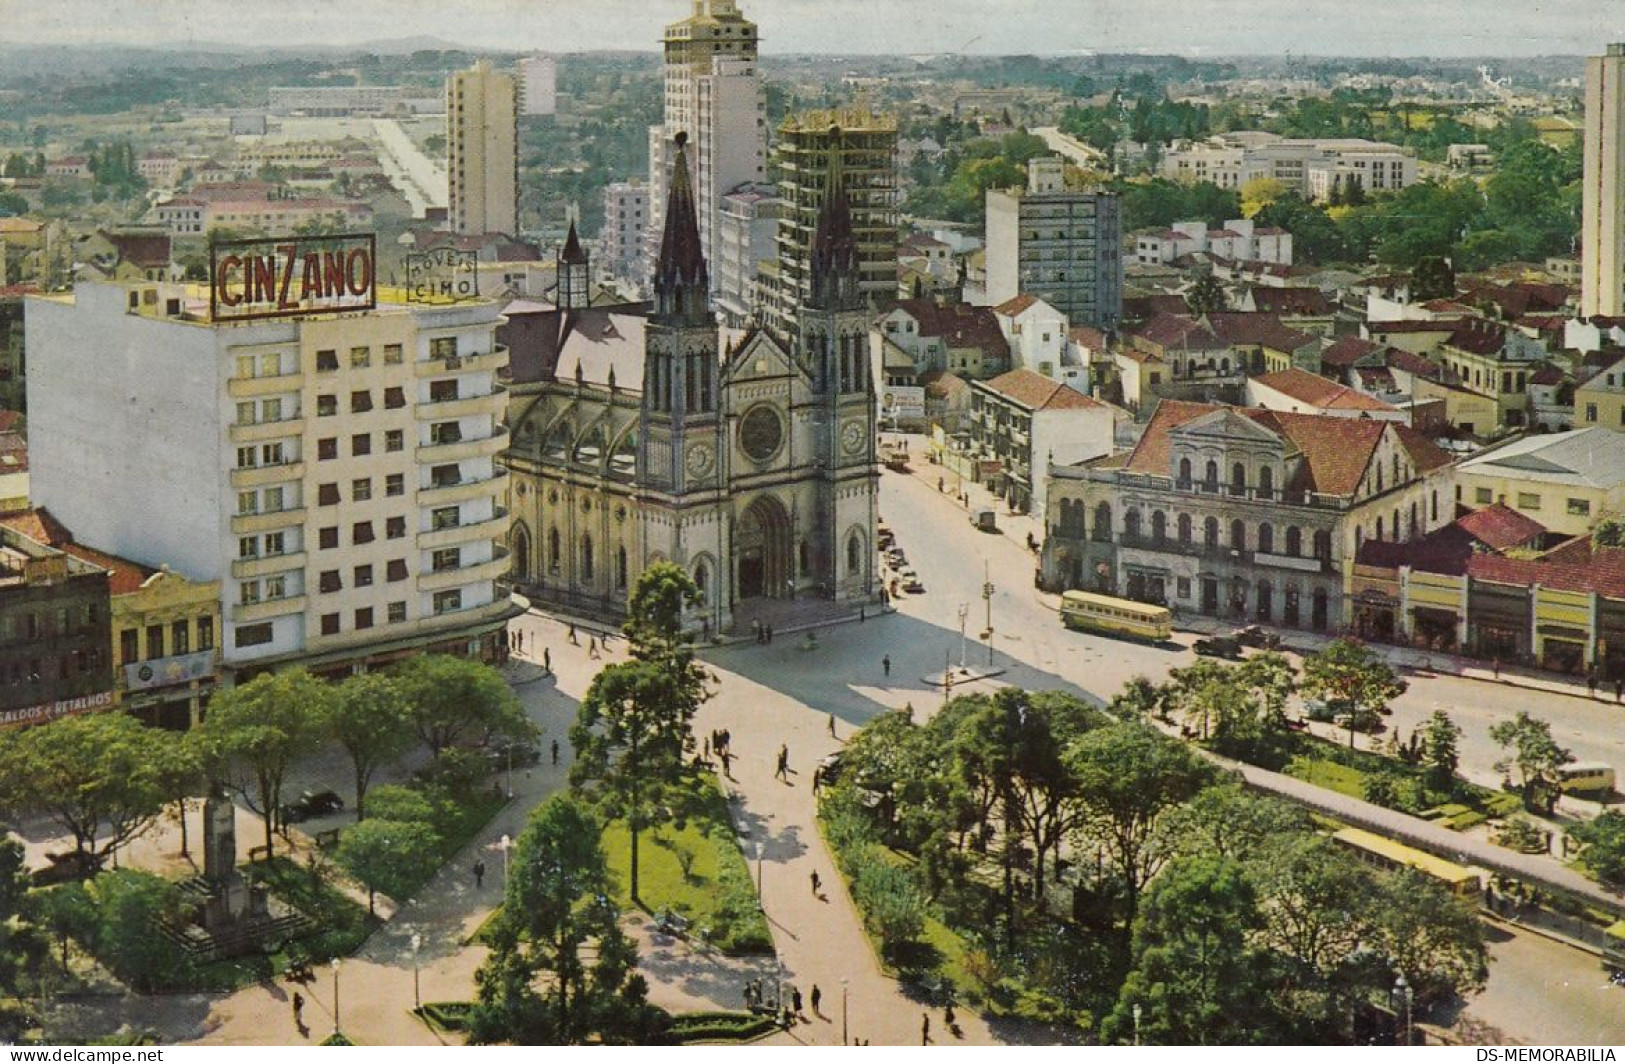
[1284,756,1369,801]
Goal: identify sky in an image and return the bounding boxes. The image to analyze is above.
[0,0,1621,57]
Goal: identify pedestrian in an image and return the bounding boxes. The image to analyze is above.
[720,749,733,779]
[543,646,552,674]
[1589,671,1598,697]
[945,1002,955,1030]
[1616,677,1623,703]
[810,983,822,1017]
[828,712,837,737]
[568,622,579,645]
[473,859,486,889]
[291,990,305,1026]
[589,636,601,659]
[922,1012,930,1045]
[551,738,559,765]
[1493,656,1501,679]
[755,621,763,644]
[776,744,789,780]
[792,986,804,1016]
[703,735,711,760]
[810,869,820,894]
[812,766,823,794]
[882,654,891,677]
[720,728,730,752]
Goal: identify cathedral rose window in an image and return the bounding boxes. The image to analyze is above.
[740,404,784,462]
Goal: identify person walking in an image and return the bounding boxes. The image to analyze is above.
[551,738,559,765]
[882,654,891,677]
[720,749,733,780]
[810,984,822,1018]
[810,869,821,895]
[775,744,789,780]
[291,991,305,1028]
[473,859,486,889]
[828,712,837,737]
[792,986,804,1017]
[766,624,774,644]
[589,636,601,659]
[921,1012,930,1045]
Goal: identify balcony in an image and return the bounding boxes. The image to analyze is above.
[228,417,302,445]
[1254,551,1329,574]
[415,345,508,378]
[231,594,306,624]
[231,507,306,534]
[417,508,512,550]
[415,387,507,420]
[419,469,508,507]
[230,551,307,580]
[417,547,511,592]
[229,461,305,490]
[227,373,301,399]
[415,426,509,464]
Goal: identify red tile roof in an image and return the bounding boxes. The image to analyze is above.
[1444,318,1508,356]
[1069,324,1110,348]
[1247,286,1332,316]
[993,294,1041,317]
[1134,312,1225,351]
[892,299,1010,356]
[1456,503,1547,551]
[1385,348,1442,379]
[0,508,156,595]
[1321,336,1384,367]
[1205,312,1315,351]
[979,368,1101,411]
[1251,367,1397,411]
[1122,293,1191,320]
[1467,546,1625,600]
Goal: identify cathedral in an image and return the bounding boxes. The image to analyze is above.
[501,133,880,632]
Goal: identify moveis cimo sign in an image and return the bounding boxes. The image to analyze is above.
[209,233,377,322]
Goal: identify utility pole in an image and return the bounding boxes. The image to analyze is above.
[982,559,995,666]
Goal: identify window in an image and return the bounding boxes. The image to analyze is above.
[1568,498,1592,517]
[239,536,260,559]
[235,622,274,648]
[352,478,372,502]
[384,386,406,409]
[237,491,259,515]
[353,521,375,545]
[431,464,461,488]
[432,506,461,530]
[354,564,374,587]
[350,346,371,368]
[264,487,285,512]
[430,337,457,360]
[261,442,285,466]
[264,531,285,556]
[236,446,258,469]
[386,429,405,452]
[350,390,373,413]
[319,526,339,550]
[430,421,463,445]
[319,571,342,593]
[433,589,463,615]
[264,575,286,599]
[386,473,405,497]
[432,547,461,572]
[317,394,337,417]
[261,398,283,422]
[1285,526,1302,557]
[1258,523,1274,554]
[1475,487,1493,504]
[236,401,257,426]
[318,483,340,505]
[235,354,256,380]
[318,437,337,460]
[1176,577,1191,599]
[355,607,374,630]
[320,613,341,636]
[429,378,459,402]
[387,559,408,582]
[352,434,372,457]
[1516,492,1540,510]
[316,349,338,372]
[383,343,403,365]
[119,628,139,665]
[387,601,407,623]
[198,617,214,651]
[239,581,261,606]
[387,516,406,539]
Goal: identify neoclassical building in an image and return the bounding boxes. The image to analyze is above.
[501,135,880,631]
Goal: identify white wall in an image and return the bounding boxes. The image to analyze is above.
[1030,404,1113,521]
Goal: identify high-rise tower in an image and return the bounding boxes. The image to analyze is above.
[1584,44,1625,318]
[447,60,519,237]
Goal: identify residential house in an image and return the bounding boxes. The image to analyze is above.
[873,298,1010,380]
[968,368,1112,520]
[1237,286,1336,335]
[1244,367,1405,421]
[1455,427,1625,538]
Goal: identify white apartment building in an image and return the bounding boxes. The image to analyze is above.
[1162,135,1417,202]
[598,180,649,287]
[25,278,515,684]
[984,156,1122,329]
[714,181,778,326]
[1133,219,1292,266]
[1584,43,1625,318]
[518,54,558,117]
[448,60,519,237]
[643,1,767,293]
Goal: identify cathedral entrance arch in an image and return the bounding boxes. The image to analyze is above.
[736,494,792,600]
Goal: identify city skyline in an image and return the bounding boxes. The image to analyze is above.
[2,0,1621,58]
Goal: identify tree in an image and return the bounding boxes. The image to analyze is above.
[1168,783,1308,863]
[1186,274,1227,316]
[31,879,94,977]
[470,795,668,1045]
[0,838,37,990]
[1367,870,1487,1003]
[1299,639,1406,748]
[1489,710,1574,813]
[335,818,440,915]
[1240,177,1290,218]
[1070,723,1217,925]
[153,731,205,860]
[1101,855,1273,1045]
[326,673,415,818]
[572,563,711,901]
[1411,256,1456,301]
[1568,811,1625,888]
[394,655,531,757]
[0,711,168,866]
[1417,710,1462,795]
[197,668,333,857]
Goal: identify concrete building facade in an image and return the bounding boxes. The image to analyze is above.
[985,157,1122,330]
[518,54,558,117]
[1584,43,1625,318]
[448,59,519,237]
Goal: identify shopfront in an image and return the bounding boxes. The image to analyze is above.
[1467,579,1530,662]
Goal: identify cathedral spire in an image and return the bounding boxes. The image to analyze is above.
[808,130,861,312]
[557,217,590,310]
[560,219,586,265]
[654,131,710,322]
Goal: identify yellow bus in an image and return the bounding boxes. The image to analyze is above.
[1331,827,1483,900]
[1060,591,1173,642]
[1556,763,1616,796]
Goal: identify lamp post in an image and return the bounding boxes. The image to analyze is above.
[1394,973,1412,1046]
[754,842,765,909]
[982,560,995,666]
[841,977,849,1046]
[499,833,511,890]
[331,958,342,1037]
[957,602,969,669]
[505,745,514,800]
[1132,1002,1142,1046]
[410,931,422,1011]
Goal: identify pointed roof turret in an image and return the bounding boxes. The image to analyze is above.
[560,219,587,265]
[654,132,709,321]
[808,130,861,311]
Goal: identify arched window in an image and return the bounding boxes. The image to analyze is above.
[1393,509,1401,542]
[1231,519,1246,550]
[1203,516,1219,549]
[1231,462,1246,494]
[1376,466,1384,493]
[1409,502,1418,538]
[1258,523,1274,554]
[1355,526,1364,552]
[1256,579,1273,622]
[1124,507,1142,541]
[1376,516,1384,542]
[1431,490,1438,522]
[1151,510,1167,543]
[1259,466,1274,496]
[1178,457,1192,486]
[1178,513,1192,544]
[1093,502,1112,542]
[799,539,811,575]
[694,562,709,601]
[1312,588,1329,630]
[847,532,862,574]
[581,535,594,582]
[512,526,531,581]
[1204,460,1219,490]
[1314,530,1331,561]
[616,546,628,590]
[1285,526,1302,557]
[548,527,561,573]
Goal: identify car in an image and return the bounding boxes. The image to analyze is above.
[902,577,925,593]
[1192,635,1244,660]
[1233,625,1282,650]
[280,789,345,824]
[817,751,845,784]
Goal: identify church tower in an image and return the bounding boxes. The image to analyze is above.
[557,219,590,310]
[640,132,720,494]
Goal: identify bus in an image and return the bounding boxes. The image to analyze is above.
[1331,827,1484,901]
[1556,763,1616,796]
[1059,590,1173,642]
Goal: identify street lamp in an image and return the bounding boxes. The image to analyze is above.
[505,745,514,800]
[754,842,765,909]
[982,560,995,666]
[957,602,969,670]
[410,931,422,1011]
[1394,973,1412,1046]
[499,833,512,890]
[841,977,849,1046]
[1132,1002,1142,1046]
[331,958,342,1037]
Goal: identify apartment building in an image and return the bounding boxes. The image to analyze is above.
[598,180,650,288]
[714,181,778,326]
[985,157,1122,330]
[1162,135,1417,202]
[0,523,112,727]
[518,54,558,117]
[1584,43,1625,317]
[26,259,515,686]
[448,59,519,237]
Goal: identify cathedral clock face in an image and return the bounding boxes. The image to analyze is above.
[685,442,715,477]
[740,404,784,463]
[841,420,865,456]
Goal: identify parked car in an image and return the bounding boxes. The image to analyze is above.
[280,789,345,824]
[1233,625,1282,650]
[1192,635,1244,660]
[969,507,998,532]
[902,577,925,594]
